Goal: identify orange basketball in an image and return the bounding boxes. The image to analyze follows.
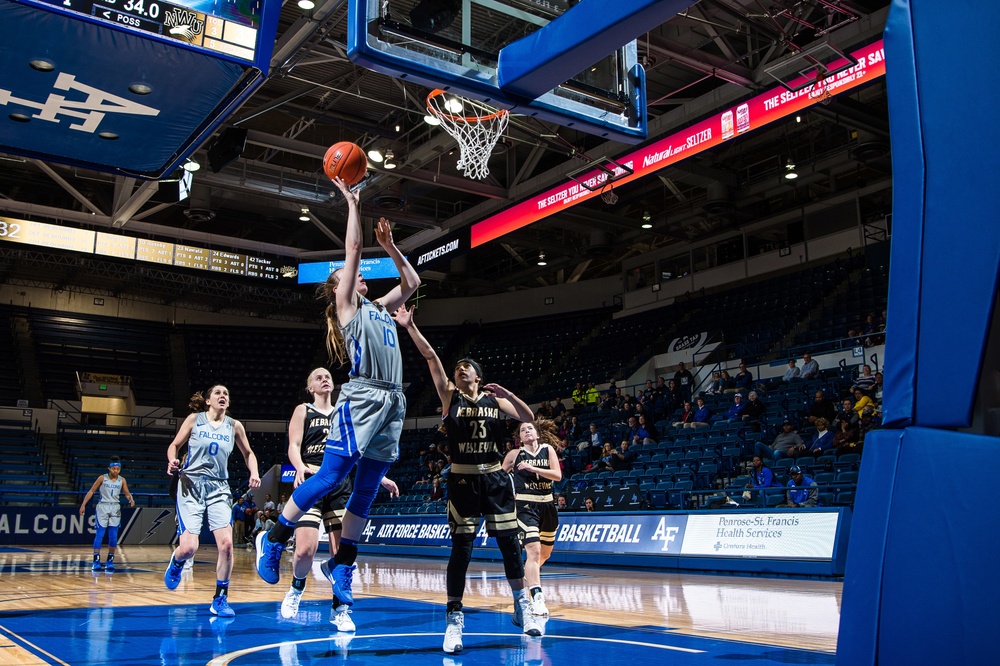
[323,141,367,186]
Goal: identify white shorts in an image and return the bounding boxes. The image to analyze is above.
[96,502,121,528]
[176,475,232,535]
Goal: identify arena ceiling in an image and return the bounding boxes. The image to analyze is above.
[0,0,892,318]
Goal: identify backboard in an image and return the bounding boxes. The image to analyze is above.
[348,0,649,142]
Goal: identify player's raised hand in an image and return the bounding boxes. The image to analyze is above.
[375,217,394,248]
[392,304,414,329]
[332,176,359,206]
[483,382,514,399]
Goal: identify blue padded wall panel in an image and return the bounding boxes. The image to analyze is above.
[497,0,688,100]
[880,0,922,428]
[877,427,1000,664]
[835,429,902,666]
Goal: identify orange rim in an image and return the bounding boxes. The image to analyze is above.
[426,89,508,123]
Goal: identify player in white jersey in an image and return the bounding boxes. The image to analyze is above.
[164,385,260,618]
[255,176,420,631]
[79,455,134,572]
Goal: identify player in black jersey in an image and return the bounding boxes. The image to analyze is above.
[395,305,540,653]
[503,419,563,617]
[279,368,399,631]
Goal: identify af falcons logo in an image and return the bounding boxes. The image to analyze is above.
[142,510,172,543]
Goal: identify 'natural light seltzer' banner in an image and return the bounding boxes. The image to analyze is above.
[471,39,887,247]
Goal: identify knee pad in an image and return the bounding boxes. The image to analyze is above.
[92,524,107,550]
[107,526,119,549]
[345,457,391,519]
[496,534,525,581]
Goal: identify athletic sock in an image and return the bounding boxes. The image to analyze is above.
[270,518,295,544]
[291,576,307,592]
[446,600,463,614]
[530,586,542,598]
[333,538,358,566]
[214,580,230,599]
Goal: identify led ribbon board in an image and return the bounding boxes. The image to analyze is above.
[471,39,886,247]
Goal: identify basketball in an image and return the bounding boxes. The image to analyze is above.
[323,141,367,186]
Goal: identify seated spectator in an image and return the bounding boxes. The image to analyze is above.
[555,494,568,511]
[571,382,586,409]
[584,497,596,512]
[851,388,873,416]
[664,379,683,414]
[598,391,617,413]
[637,414,660,443]
[807,390,837,425]
[732,363,754,393]
[873,372,884,402]
[742,390,767,424]
[833,418,860,457]
[807,418,835,455]
[626,415,655,446]
[779,466,819,507]
[851,365,878,397]
[799,353,820,380]
[783,359,800,382]
[672,401,695,428]
[706,371,725,395]
[688,396,711,428]
[428,477,444,501]
[536,400,554,419]
[720,369,737,393]
[724,393,747,421]
[673,362,695,402]
[596,442,616,470]
[862,314,880,347]
[753,419,803,460]
[582,422,602,455]
[856,407,878,451]
[608,440,637,472]
[552,397,567,419]
[746,455,780,496]
[835,398,860,430]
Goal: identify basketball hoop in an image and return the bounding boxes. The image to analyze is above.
[426,89,509,180]
[600,183,618,205]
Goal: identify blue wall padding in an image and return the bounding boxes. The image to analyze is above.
[880,1,921,428]
[497,0,690,100]
[881,0,1000,427]
[876,428,1000,664]
[835,429,902,666]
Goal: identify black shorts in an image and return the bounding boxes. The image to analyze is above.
[517,499,559,546]
[447,470,518,537]
[298,472,353,532]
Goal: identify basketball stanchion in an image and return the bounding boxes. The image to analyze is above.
[426,89,510,180]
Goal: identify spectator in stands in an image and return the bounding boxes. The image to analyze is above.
[278,367,399,626]
[552,397,567,419]
[583,422,602,456]
[585,382,600,408]
[598,390,617,413]
[232,496,248,547]
[564,415,583,444]
[584,497,596,512]
[79,456,135,572]
[835,398,859,430]
[732,363,754,393]
[782,359,800,382]
[535,401,554,419]
[862,314,879,347]
[263,494,275,512]
[165,385,261,618]
[746,455,779,500]
[851,364,878,396]
[555,494,568,511]
[724,393,747,421]
[665,379,683,414]
[833,417,860,456]
[429,477,444,502]
[779,466,819,508]
[643,379,655,399]
[626,415,654,446]
[807,418,835,456]
[720,369,737,393]
[706,371,725,395]
[672,401,695,428]
[857,407,878,451]
[852,388,873,416]
[799,353,820,380]
[807,390,837,425]
[277,494,287,514]
[753,419,803,461]
[673,362,695,401]
[571,382,586,410]
[742,390,767,424]
[873,372,884,402]
[688,396,712,428]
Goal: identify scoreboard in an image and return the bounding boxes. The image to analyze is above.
[0,216,294,282]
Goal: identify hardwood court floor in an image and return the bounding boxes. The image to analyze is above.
[0,545,841,665]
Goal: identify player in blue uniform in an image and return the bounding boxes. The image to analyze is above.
[164,386,261,617]
[255,176,420,629]
[79,456,135,572]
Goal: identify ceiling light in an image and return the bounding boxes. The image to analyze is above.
[299,207,310,221]
[444,97,464,114]
[182,158,200,172]
[395,124,401,132]
[383,150,397,169]
[784,159,798,180]
[29,58,55,72]
[537,252,547,266]
[423,114,441,126]
[297,0,315,9]
[795,115,802,123]
[641,221,653,229]
[642,210,651,221]
[367,147,384,163]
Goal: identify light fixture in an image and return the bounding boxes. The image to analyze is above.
[395,123,401,132]
[423,114,442,126]
[444,97,464,114]
[367,147,384,163]
[182,158,200,172]
[299,207,310,221]
[784,159,798,180]
[297,0,315,9]
[795,115,802,123]
[383,150,397,169]
[641,210,653,229]
[537,252,547,266]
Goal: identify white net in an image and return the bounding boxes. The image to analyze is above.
[427,90,509,180]
[600,183,619,205]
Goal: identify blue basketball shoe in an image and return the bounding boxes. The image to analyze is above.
[210,595,236,618]
[255,531,285,584]
[320,561,356,607]
[163,557,183,590]
[92,559,102,572]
